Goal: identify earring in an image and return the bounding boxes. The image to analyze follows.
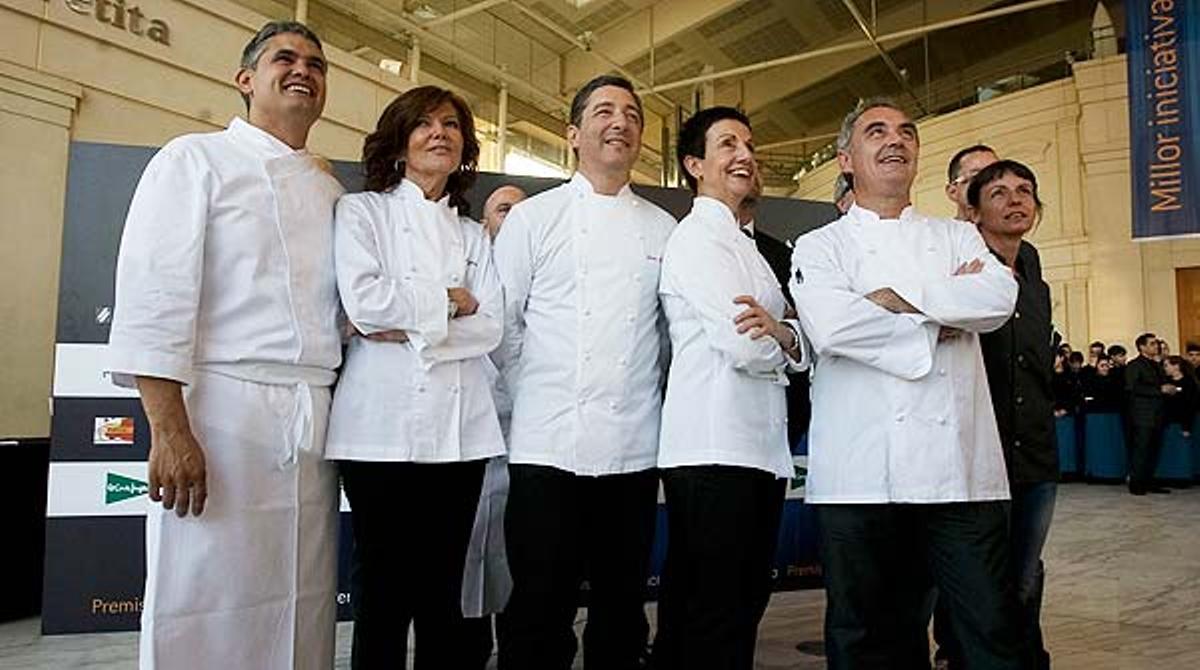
[393,158,404,173]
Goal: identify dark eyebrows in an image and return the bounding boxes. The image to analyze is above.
[271,48,327,73]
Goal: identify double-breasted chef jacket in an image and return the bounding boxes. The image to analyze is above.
[789,204,1019,504]
[106,116,344,670]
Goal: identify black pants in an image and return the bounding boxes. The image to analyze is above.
[818,502,1023,670]
[497,464,658,670]
[340,459,487,670]
[1127,418,1164,492]
[653,466,786,670]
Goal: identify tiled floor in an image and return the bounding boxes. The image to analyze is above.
[3,482,1197,668]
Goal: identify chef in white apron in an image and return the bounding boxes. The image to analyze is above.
[106,22,342,670]
[325,86,505,670]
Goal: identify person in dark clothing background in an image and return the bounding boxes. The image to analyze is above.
[1083,357,1125,414]
[1163,356,1198,440]
[1125,332,1179,495]
[968,159,1058,669]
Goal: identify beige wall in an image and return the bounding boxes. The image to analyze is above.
[792,54,1200,354]
[0,0,433,437]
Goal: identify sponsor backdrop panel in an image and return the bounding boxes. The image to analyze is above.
[1126,0,1200,239]
[46,141,832,634]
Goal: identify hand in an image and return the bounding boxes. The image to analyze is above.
[448,287,479,317]
[1054,409,1068,418]
[147,425,208,517]
[954,258,985,275]
[1161,384,1180,395]
[938,326,964,342]
[864,287,918,314]
[733,295,791,346]
[349,324,409,343]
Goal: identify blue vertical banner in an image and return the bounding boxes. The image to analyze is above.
[1126,0,1200,240]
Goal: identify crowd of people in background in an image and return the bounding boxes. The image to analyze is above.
[1053,336,1199,494]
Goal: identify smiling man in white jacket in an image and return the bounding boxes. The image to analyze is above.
[789,98,1023,669]
[106,22,342,670]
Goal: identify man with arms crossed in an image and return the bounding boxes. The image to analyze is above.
[491,74,675,670]
[106,21,343,669]
[790,99,1022,668]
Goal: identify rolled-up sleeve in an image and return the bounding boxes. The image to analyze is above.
[106,145,209,388]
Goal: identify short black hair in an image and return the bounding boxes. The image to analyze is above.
[676,106,751,194]
[238,21,323,109]
[1135,333,1157,349]
[1089,341,1105,351]
[966,159,1044,212]
[1068,351,1084,364]
[1186,341,1200,354]
[1107,344,1127,357]
[947,144,995,183]
[569,74,642,129]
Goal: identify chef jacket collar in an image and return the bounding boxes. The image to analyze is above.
[227,116,306,159]
[393,176,453,208]
[847,201,916,224]
[568,170,634,199]
[690,196,746,240]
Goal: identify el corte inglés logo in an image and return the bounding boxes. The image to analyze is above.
[106,472,148,504]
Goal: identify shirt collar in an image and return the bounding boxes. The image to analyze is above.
[568,171,633,199]
[690,196,742,238]
[847,202,916,224]
[227,116,303,159]
[394,177,452,208]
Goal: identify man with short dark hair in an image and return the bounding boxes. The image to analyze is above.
[945,143,998,219]
[790,99,1021,668]
[492,74,675,670]
[107,21,342,669]
[1126,332,1179,494]
[1186,341,1200,370]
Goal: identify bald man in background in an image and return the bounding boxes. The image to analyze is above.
[483,185,527,240]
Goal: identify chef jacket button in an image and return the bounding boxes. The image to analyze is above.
[1016,396,1024,405]
[451,274,460,283]
[609,401,618,410]
[1017,354,1026,365]
[417,386,426,393]
[895,413,905,422]
[584,309,592,317]
[618,357,627,366]
[577,397,586,405]
[626,314,635,323]
[1014,439,1022,448]
[403,274,413,281]
[1014,311,1021,319]
[937,416,946,425]
[581,227,588,235]
[403,226,412,233]
[632,200,639,207]
[938,369,947,376]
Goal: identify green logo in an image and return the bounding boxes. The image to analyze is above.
[791,465,808,491]
[106,472,148,504]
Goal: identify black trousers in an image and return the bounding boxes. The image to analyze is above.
[1127,417,1164,491]
[497,464,658,670]
[653,466,787,670]
[818,502,1023,670]
[339,459,487,670]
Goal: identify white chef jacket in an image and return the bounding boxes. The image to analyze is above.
[105,117,343,670]
[325,179,506,463]
[107,116,344,386]
[491,172,676,475]
[789,204,1018,504]
[658,197,808,478]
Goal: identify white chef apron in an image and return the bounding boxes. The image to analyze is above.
[461,456,512,618]
[138,364,339,670]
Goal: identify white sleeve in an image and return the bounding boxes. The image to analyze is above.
[890,223,1018,333]
[334,196,448,343]
[789,232,936,380]
[664,232,788,379]
[416,223,504,367]
[489,203,535,386]
[106,144,208,387]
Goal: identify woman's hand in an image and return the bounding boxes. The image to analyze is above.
[733,295,794,348]
[448,287,479,317]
